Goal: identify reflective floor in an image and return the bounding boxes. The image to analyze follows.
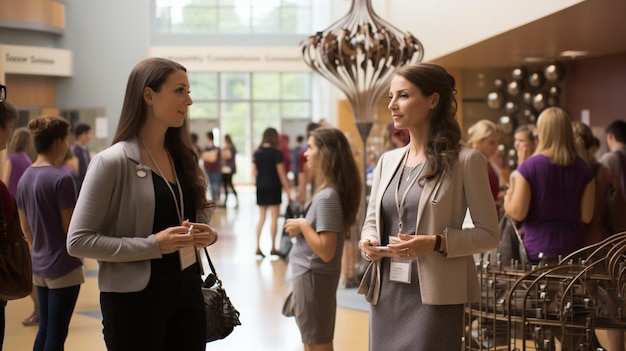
[3,185,369,351]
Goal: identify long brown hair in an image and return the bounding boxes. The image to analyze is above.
[257,127,279,150]
[394,63,461,182]
[309,127,362,235]
[112,57,208,210]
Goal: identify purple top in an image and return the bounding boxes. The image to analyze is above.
[17,166,81,278]
[7,152,32,198]
[517,154,593,261]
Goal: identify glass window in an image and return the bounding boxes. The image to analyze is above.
[221,73,250,100]
[190,102,219,119]
[281,102,310,119]
[253,102,280,119]
[252,73,281,100]
[188,71,312,183]
[155,0,315,34]
[281,73,309,100]
[189,72,219,100]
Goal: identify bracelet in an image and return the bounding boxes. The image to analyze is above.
[433,234,441,252]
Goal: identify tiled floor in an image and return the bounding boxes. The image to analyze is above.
[3,185,369,351]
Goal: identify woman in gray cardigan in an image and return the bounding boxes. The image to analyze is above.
[359,63,499,351]
[67,57,217,351]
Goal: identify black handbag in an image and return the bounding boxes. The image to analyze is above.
[202,247,241,343]
[0,191,33,301]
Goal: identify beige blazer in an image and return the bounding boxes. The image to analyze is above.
[361,145,499,305]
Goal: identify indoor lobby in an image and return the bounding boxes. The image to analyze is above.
[3,185,369,351]
[2,0,626,350]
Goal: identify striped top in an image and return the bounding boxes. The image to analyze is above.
[289,186,344,278]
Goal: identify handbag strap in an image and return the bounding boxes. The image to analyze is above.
[203,247,223,286]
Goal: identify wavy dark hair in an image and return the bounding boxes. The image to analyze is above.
[395,63,462,182]
[309,127,362,236]
[112,57,208,210]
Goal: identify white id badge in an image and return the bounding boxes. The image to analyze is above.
[389,258,411,284]
[179,246,197,270]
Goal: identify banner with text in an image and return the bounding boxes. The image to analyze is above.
[1,44,72,77]
[148,46,309,72]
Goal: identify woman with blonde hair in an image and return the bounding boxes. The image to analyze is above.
[504,107,595,262]
[467,119,501,202]
[283,127,361,351]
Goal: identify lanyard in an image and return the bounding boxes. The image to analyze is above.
[394,151,425,234]
[140,138,184,223]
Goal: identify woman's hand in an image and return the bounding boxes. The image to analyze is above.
[387,234,435,260]
[154,226,196,254]
[284,218,306,238]
[358,239,395,261]
[183,220,218,248]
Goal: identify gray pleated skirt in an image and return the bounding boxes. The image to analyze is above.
[369,258,464,351]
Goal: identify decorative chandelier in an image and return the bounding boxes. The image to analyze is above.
[301,0,424,138]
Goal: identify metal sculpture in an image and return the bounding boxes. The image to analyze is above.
[300,0,423,149]
[466,232,626,350]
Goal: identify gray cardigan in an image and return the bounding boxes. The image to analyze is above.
[67,136,209,292]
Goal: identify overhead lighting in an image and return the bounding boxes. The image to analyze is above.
[521,55,548,63]
[559,50,589,58]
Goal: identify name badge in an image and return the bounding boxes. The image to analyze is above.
[389,259,411,284]
[179,246,197,270]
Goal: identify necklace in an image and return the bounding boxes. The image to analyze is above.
[395,150,426,233]
[139,138,184,223]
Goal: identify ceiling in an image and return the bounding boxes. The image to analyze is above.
[432,0,626,69]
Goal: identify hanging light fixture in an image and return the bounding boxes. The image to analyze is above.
[301,0,424,143]
[301,0,424,285]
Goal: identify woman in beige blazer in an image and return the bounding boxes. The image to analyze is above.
[359,63,499,351]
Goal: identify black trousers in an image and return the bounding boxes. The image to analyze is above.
[100,278,206,351]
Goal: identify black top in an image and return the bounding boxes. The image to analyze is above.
[253,147,284,189]
[149,171,199,286]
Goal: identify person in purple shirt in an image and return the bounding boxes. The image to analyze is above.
[504,107,595,262]
[17,115,84,351]
[3,127,32,197]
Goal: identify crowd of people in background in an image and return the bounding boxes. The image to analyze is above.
[1,58,626,350]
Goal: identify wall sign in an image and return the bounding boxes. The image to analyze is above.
[148,46,308,72]
[0,44,72,77]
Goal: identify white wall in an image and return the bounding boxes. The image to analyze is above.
[51,0,586,138]
[56,0,151,141]
[375,0,584,61]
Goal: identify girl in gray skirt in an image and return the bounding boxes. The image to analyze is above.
[283,127,361,351]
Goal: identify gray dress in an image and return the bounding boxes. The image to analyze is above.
[370,163,464,351]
